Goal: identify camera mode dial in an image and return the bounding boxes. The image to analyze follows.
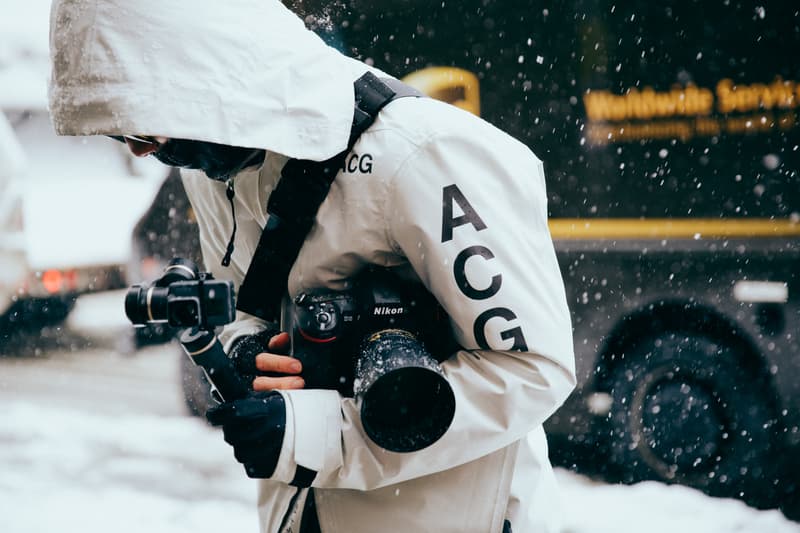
[295,296,340,342]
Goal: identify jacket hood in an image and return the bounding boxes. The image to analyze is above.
[48,0,360,161]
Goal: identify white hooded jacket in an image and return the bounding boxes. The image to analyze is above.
[49,1,577,532]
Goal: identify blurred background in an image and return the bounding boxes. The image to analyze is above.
[1,1,799,531]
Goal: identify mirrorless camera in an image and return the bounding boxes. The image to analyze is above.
[125,258,235,329]
[125,258,250,402]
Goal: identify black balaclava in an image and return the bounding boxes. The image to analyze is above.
[152,139,266,181]
[110,136,266,181]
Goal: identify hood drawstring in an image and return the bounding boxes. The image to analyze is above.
[221,178,237,267]
[219,148,267,268]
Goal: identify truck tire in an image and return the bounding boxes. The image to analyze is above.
[608,331,780,507]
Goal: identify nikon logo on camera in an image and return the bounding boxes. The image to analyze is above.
[373,305,405,316]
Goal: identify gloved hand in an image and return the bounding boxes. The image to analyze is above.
[228,328,280,384]
[206,391,286,478]
[228,329,304,391]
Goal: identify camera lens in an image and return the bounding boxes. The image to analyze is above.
[361,366,455,452]
[124,285,149,325]
[168,297,201,327]
[157,258,200,286]
[356,329,455,453]
[125,284,170,324]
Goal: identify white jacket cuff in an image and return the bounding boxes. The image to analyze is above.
[278,389,343,482]
[270,391,297,483]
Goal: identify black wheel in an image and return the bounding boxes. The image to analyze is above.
[2,296,77,331]
[133,323,176,349]
[609,331,780,506]
[179,352,217,418]
[116,325,178,356]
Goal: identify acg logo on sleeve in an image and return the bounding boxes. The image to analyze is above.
[441,184,529,352]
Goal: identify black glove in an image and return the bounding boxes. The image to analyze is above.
[228,328,281,386]
[206,391,286,478]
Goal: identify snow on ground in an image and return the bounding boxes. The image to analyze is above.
[1,402,258,533]
[1,400,797,533]
[559,471,797,533]
[0,291,797,533]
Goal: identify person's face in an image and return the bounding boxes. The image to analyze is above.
[114,136,266,181]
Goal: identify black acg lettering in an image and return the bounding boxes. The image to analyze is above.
[342,153,373,174]
[441,184,487,243]
[442,184,529,352]
[454,245,501,300]
[474,308,529,352]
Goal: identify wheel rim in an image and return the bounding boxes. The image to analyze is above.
[629,364,730,480]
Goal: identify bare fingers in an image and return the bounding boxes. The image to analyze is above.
[253,374,305,391]
[268,332,291,353]
[252,351,304,391]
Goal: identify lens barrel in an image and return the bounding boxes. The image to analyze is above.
[125,258,200,325]
[159,258,199,285]
[124,284,170,324]
[355,329,456,453]
[124,285,148,325]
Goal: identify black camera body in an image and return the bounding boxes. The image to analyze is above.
[125,258,235,330]
[284,269,457,452]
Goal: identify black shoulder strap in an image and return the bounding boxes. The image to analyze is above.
[236,72,422,322]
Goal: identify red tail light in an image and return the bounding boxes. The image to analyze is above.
[41,270,64,294]
[40,269,79,294]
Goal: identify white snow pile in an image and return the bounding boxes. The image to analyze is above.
[1,400,797,533]
[1,402,258,533]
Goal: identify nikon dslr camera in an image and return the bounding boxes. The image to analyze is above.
[284,269,456,452]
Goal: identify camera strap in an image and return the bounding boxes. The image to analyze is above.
[236,72,423,322]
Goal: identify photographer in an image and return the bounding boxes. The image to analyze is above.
[48,1,576,532]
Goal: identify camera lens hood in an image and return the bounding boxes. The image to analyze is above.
[356,329,456,453]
